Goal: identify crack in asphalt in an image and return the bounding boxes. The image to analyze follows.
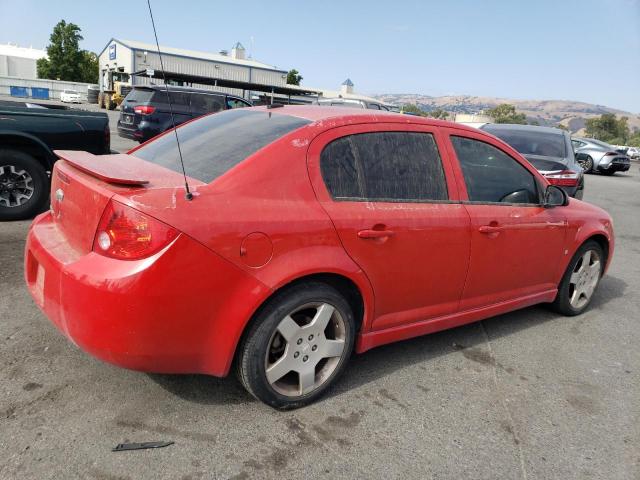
[480,321,528,480]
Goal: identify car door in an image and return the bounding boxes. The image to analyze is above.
[307,123,471,331]
[444,129,567,310]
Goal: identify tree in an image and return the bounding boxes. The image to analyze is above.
[585,113,629,143]
[37,20,97,83]
[485,104,527,124]
[401,104,427,116]
[286,69,303,85]
[78,51,98,84]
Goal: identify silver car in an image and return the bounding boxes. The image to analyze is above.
[572,137,631,175]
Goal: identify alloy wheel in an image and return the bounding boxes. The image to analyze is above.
[0,165,34,208]
[265,302,346,397]
[568,249,601,309]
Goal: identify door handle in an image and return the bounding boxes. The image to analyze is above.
[358,229,395,239]
[478,225,503,234]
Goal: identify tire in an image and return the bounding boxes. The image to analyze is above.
[550,240,604,316]
[0,149,49,221]
[578,155,593,173]
[236,282,356,410]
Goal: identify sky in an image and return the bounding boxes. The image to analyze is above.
[1,0,639,112]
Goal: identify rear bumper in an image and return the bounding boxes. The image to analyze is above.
[598,159,630,172]
[24,212,270,376]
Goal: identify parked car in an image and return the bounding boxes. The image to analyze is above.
[117,85,252,143]
[625,146,639,159]
[571,137,631,175]
[26,107,614,409]
[60,89,82,103]
[481,124,585,199]
[314,97,390,110]
[0,101,109,221]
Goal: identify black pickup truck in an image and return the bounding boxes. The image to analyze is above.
[0,101,110,221]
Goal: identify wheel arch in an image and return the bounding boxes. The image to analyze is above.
[0,132,56,170]
[228,270,372,376]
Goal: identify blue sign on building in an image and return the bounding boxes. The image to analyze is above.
[109,44,116,60]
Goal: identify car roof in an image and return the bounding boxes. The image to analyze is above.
[249,105,479,132]
[134,85,241,98]
[482,123,565,135]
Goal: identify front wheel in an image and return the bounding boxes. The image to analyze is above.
[236,282,355,409]
[550,240,604,316]
[0,149,49,221]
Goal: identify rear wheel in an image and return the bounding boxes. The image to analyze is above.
[237,282,355,409]
[0,149,49,221]
[550,240,604,316]
[578,155,593,173]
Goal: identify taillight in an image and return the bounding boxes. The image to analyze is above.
[93,200,179,260]
[544,170,580,187]
[134,105,155,115]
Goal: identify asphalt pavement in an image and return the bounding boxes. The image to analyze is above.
[0,168,639,479]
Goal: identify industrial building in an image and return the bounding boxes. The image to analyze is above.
[97,38,308,99]
[0,43,47,79]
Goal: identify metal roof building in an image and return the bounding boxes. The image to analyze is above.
[97,38,291,98]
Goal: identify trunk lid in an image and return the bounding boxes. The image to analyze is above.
[50,151,202,255]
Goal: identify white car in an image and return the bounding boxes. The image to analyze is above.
[60,90,82,103]
[627,147,639,159]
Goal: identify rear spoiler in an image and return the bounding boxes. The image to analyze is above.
[54,150,149,186]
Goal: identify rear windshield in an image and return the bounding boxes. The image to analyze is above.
[133,109,311,183]
[124,88,154,104]
[484,127,566,158]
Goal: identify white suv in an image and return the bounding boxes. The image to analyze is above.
[627,147,639,159]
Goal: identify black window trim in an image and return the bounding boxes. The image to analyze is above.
[449,134,545,207]
[322,130,451,204]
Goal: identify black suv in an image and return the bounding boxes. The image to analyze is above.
[117,86,252,143]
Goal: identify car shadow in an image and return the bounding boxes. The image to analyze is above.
[148,274,627,406]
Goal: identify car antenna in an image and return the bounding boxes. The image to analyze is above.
[146,0,193,201]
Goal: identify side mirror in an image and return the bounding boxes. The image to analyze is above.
[544,185,569,208]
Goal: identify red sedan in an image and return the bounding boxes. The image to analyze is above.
[24,107,614,409]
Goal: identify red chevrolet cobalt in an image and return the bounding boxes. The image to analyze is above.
[25,107,614,409]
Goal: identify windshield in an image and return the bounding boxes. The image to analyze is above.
[484,127,566,158]
[134,109,310,183]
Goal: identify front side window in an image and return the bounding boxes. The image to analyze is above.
[226,97,251,109]
[320,131,448,202]
[451,136,538,204]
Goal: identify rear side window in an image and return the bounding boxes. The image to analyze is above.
[451,136,538,204]
[190,93,223,114]
[320,132,448,202]
[134,109,310,183]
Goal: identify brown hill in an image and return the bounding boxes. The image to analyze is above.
[373,94,640,135]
